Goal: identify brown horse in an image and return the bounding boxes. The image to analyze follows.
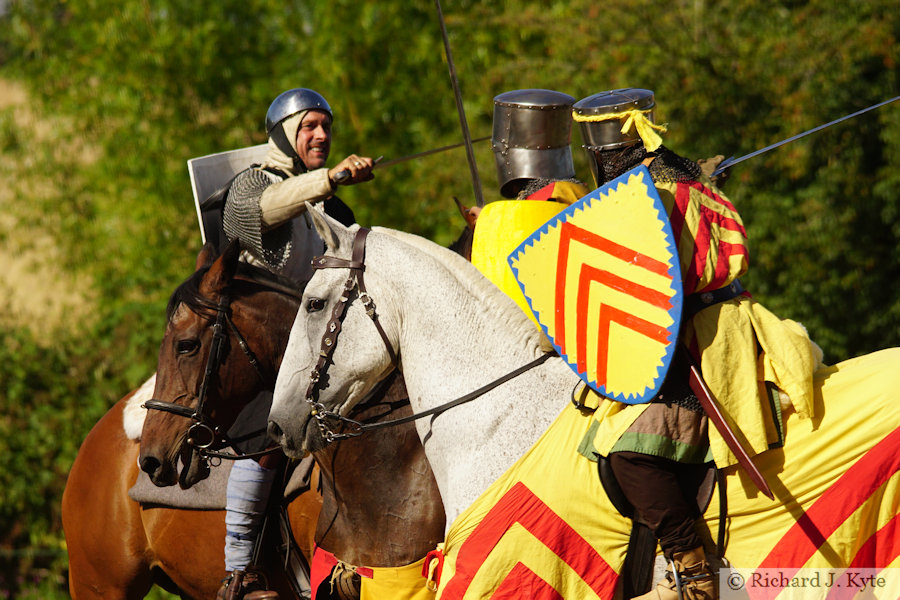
[136,241,445,598]
[61,388,322,600]
[62,243,323,599]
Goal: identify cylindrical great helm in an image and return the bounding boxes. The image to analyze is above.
[492,89,577,198]
[572,88,657,186]
[573,88,656,151]
[265,88,333,165]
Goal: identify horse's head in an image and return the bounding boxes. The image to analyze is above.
[269,207,400,457]
[139,241,301,487]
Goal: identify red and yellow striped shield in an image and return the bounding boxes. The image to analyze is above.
[509,166,682,404]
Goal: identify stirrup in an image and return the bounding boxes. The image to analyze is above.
[661,555,716,600]
[219,569,280,600]
[670,557,684,600]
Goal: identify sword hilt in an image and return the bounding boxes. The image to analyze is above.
[332,156,383,185]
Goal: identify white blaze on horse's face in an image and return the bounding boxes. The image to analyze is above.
[270,207,397,455]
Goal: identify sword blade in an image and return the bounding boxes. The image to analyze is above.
[376,136,491,169]
[685,351,775,500]
[712,95,900,176]
[333,136,491,184]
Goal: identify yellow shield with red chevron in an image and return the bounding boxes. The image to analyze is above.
[508,166,682,404]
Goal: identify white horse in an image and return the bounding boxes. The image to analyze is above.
[270,213,578,526]
[269,209,900,599]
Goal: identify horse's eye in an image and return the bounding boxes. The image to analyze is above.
[306,298,326,313]
[176,339,199,355]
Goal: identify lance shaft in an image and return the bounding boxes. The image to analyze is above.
[434,0,485,207]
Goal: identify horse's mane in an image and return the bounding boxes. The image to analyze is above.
[166,257,301,321]
[372,227,543,355]
[447,224,473,261]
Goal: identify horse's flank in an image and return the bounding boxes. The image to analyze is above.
[62,392,321,600]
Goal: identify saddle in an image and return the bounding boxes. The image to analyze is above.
[128,452,315,510]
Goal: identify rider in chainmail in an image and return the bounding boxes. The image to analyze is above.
[215,88,375,600]
[574,89,821,600]
[219,88,370,284]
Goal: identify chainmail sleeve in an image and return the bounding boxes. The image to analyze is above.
[223,168,293,272]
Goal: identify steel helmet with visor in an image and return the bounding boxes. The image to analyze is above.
[573,88,662,186]
[492,89,577,198]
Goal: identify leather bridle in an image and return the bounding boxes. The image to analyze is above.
[143,276,302,461]
[304,227,552,445]
[304,228,400,443]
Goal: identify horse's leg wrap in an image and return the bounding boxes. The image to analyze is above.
[224,459,278,572]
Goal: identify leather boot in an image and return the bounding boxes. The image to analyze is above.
[216,569,281,600]
[632,547,717,600]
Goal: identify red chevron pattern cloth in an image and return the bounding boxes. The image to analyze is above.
[658,180,749,295]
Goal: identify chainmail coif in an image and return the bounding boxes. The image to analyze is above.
[517,177,588,199]
[597,144,702,186]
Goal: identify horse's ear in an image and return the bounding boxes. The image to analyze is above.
[200,239,240,295]
[306,202,340,251]
[454,196,480,231]
[195,243,218,271]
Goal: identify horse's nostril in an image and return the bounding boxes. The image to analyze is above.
[267,421,283,442]
[140,455,161,476]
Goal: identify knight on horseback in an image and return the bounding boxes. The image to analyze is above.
[209,87,376,600]
[467,89,590,332]
[572,88,825,600]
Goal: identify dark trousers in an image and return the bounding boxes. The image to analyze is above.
[610,451,707,559]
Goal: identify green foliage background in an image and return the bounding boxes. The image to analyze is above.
[0,1,897,597]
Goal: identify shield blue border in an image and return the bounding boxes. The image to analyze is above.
[508,165,683,404]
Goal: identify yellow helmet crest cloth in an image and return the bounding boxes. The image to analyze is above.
[509,166,683,403]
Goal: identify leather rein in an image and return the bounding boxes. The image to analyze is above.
[143,274,303,461]
[304,227,552,445]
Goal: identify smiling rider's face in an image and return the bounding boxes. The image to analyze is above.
[294,110,332,169]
